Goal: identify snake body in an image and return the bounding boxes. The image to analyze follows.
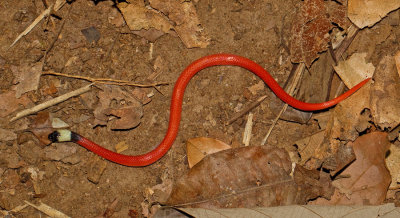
[48,54,370,166]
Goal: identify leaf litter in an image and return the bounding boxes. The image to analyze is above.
[118,0,210,48]
[93,85,143,130]
[166,146,333,208]
[186,137,231,168]
[0,1,398,216]
[290,0,350,67]
[311,132,391,205]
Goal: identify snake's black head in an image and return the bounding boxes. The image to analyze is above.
[48,131,60,143]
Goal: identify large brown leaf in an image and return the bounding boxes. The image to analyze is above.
[312,132,391,205]
[166,146,333,208]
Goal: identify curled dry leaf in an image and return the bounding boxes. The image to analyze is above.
[0,91,31,117]
[312,132,391,205]
[11,62,43,98]
[186,137,231,168]
[149,0,210,48]
[104,106,143,130]
[118,1,173,33]
[118,0,209,48]
[166,146,333,208]
[290,0,350,67]
[94,86,143,130]
[333,53,375,88]
[348,0,400,28]
[371,55,400,129]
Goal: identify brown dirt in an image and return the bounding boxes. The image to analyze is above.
[0,0,398,217]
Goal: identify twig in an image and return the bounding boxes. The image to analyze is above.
[242,112,254,146]
[334,24,359,62]
[9,4,53,49]
[8,0,67,49]
[330,24,360,99]
[226,95,267,125]
[261,63,305,145]
[10,83,93,122]
[37,3,72,62]
[42,71,169,88]
[24,201,70,218]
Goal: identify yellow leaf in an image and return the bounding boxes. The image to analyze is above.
[186,137,231,168]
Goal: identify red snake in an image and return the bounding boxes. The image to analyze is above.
[48,54,370,166]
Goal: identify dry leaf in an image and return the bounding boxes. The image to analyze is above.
[334,53,375,88]
[316,81,371,169]
[118,1,173,33]
[51,118,69,129]
[132,28,166,42]
[0,91,31,117]
[386,143,400,189]
[149,0,210,48]
[348,0,400,28]
[30,111,54,145]
[119,0,209,48]
[156,203,400,218]
[371,55,400,129]
[104,106,143,130]
[94,86,143,130]
[295,131,325,165]
[312,132,391,205]
[186,137,231,168]
[166,146,332,208]
[11,62,43,98]
[290,0,350,67]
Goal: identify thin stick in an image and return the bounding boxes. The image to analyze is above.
[37,3,72,63]
[42,71,169,88]
[226,95,267,125]
[242,112,254,146]
[24,201,70,218]
[10,83,93,122]
[9,4,53,48]
[261,63,305,145]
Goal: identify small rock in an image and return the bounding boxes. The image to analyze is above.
[87,156,107,184]
[81,26,101,43]
[0,129,17,142]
